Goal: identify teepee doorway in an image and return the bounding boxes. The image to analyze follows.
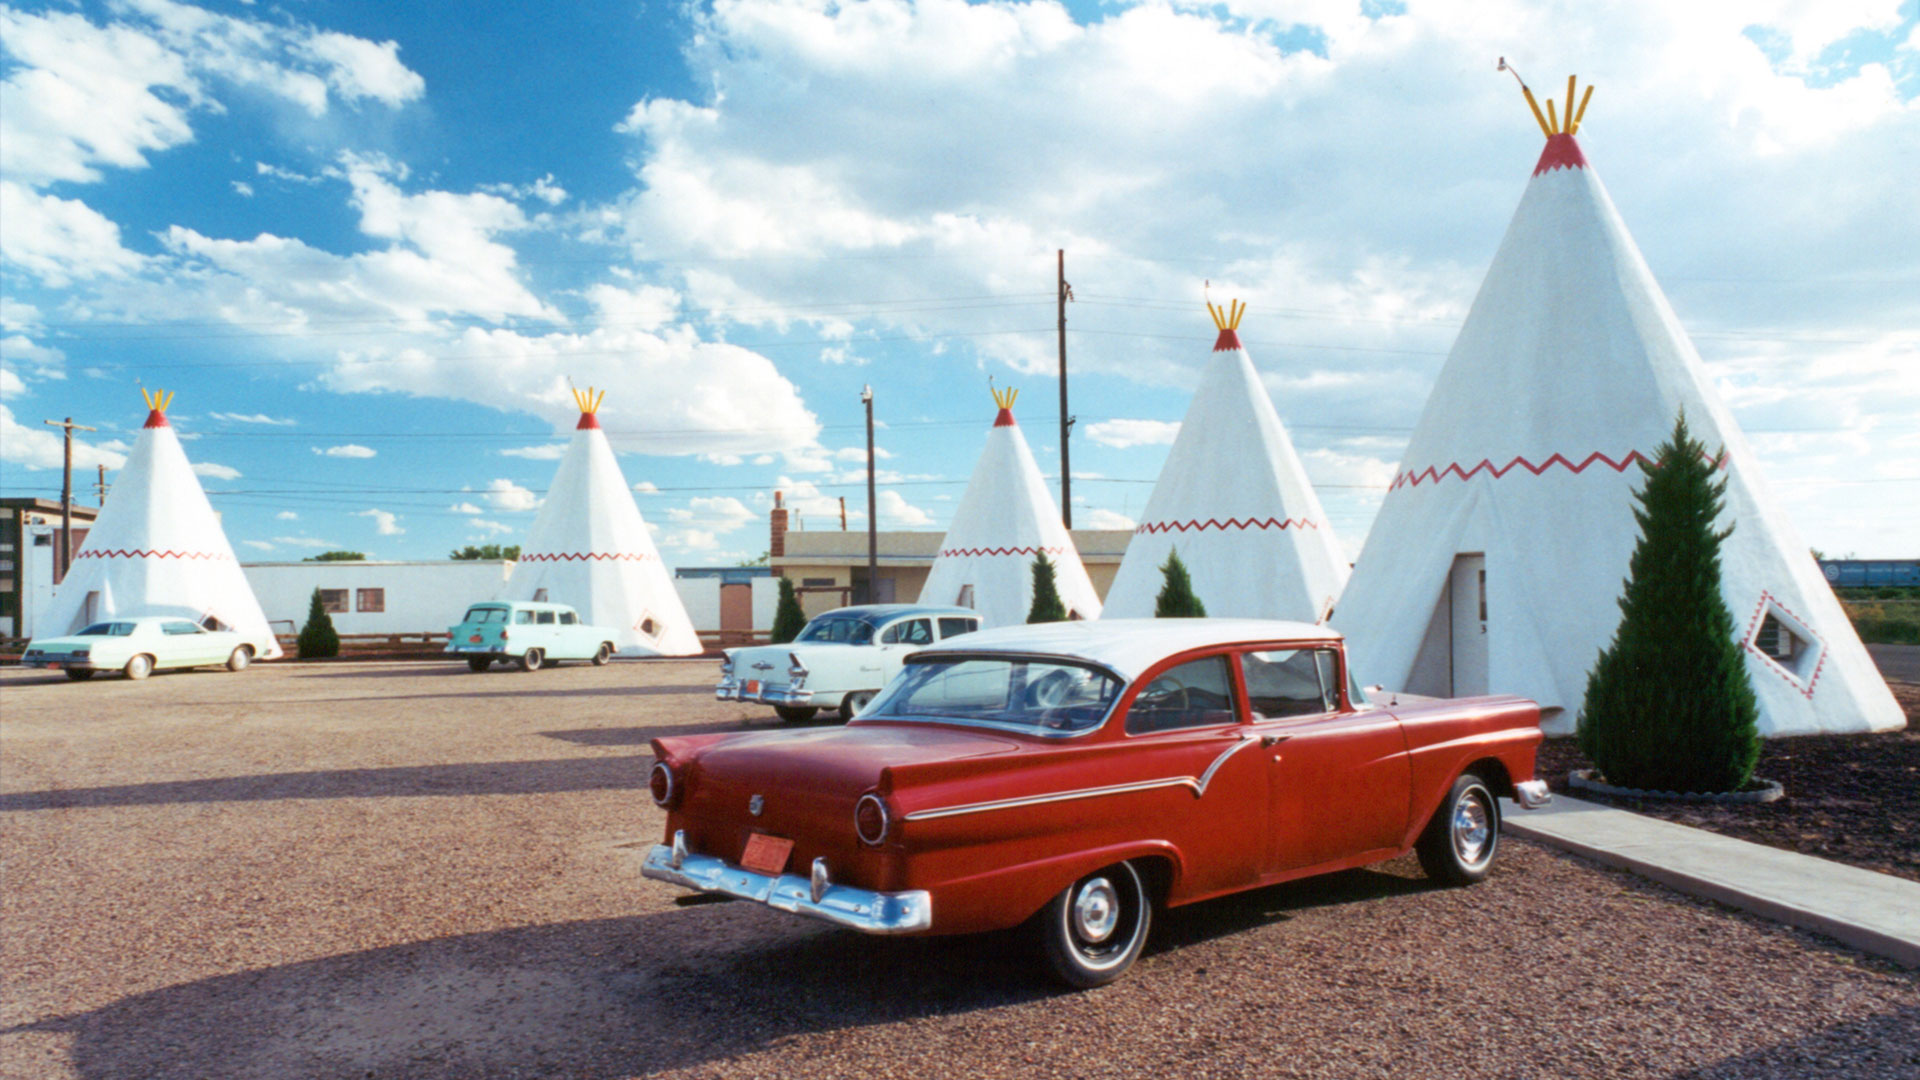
[1448,554,1488,697]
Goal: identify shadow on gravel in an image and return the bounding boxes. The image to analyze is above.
[1667,1002,1920,1079]
[540,715,841,745]
[0,756,647,811]
[1150,866,1435,954]
[8,910,1049,1080]
[330,684,717,703]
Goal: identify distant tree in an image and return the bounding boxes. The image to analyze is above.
[296,588,340,659]
[1027,552,1067,624]
[771,577,808,643]
[1154,549,1208,618]
[304,550,366,562]
[1578,412,1759,793]
[736,550,771,567]
[450,544,521,561]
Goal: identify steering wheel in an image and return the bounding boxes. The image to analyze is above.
[1137,676,1192,714]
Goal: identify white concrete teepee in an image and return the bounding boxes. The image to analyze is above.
[1102,300,1349,621]
[1333,76,1901,736]
[502,388,700,657]
[34,390,282,658]
[919,386,1102,628]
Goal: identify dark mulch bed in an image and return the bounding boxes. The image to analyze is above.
[1534,682,1920,884]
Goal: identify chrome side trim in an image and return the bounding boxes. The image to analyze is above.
[902,733,1260,822]
[641,842,931,935]
[1513,779,1553,809]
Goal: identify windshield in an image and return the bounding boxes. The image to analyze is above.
[463,607,507,624]
[863,656,1123,735]
[77,622,136,637]
[797,616,875,645]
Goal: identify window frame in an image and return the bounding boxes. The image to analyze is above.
[356,588,385,613]
[1122,652,1244,737]
[317,589,349,614]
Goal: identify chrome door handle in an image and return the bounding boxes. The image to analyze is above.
[1261,733,1292,748]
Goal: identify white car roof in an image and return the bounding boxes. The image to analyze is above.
[912,617,1339,681]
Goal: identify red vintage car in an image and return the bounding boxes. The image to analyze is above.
[643,618,1550,986]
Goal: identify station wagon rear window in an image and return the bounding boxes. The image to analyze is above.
[463,607,507,623]
[866,657,1122,735]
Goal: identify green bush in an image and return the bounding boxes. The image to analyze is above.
[296,588,340,659]
[1027,552,1067,624]
[771,577,807,644]
[1577,412,1760,793]
[1154,549,1208,618]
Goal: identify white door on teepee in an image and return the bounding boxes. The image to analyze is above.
[502,388,701,657]
[33,390,283,659]
[1333,76,1901,737]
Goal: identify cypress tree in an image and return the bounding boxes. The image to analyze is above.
[1577,412,1760,793]
[1027,552,1067,623]
[771,577,808,643]
[296,588,340,659]
[1154,549,1208,618]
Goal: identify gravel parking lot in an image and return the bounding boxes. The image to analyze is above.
[3,660,1917,1080]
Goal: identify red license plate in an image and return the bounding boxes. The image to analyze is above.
[740,833,793,876]
[469,635,482,643]
[743,679,761,696]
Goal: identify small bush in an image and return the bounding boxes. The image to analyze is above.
[771,577,807,644]
[1027,552,1067,624]
[296,588,340,659]
[1154,549,1208,618]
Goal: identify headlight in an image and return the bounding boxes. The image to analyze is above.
[649,760,678,808]
[788,652,808,689]
[855,793,890,846]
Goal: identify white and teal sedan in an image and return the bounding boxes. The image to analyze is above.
[21,618,258,681]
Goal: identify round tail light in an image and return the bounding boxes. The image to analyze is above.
[650,761,677,807]
[855,793,890,846]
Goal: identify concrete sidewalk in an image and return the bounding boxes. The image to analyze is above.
[1501,794,1920,968]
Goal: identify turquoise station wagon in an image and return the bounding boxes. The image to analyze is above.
[446,601,619,672]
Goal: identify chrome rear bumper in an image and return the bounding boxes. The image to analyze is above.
[714,678,812,707]
[641,830,931,934]
[1513,779,1553,809]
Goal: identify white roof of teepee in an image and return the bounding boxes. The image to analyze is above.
[1333,76,1901,737]
[1102,300,1349,621]
[32,390,282,658]
[918,387,1102,628]
[502,387,700,656]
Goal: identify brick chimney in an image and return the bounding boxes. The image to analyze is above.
[770,490,789,558]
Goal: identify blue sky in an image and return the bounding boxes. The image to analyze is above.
[3,0,1916,564]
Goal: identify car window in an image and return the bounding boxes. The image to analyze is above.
[881,619,932,646]
[536,611,556,625]
[515,611,534,625]
[1243,649,1336,718]
[797,616,875,645]
[867,657,1122,735]
[77,622,136,637]
[162,621,203,636]
[937,617,978,640]
[463,607,506,624]
[559,611,577,625]
[1126,655,1240,735]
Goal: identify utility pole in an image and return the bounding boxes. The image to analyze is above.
[94,465,109,507]
[1056,249,1073,528]
[42,416,96,584]
[861,385,879,603]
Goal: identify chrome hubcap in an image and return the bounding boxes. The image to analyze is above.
[1072,877,1119,943]
[1453,791,1492,865]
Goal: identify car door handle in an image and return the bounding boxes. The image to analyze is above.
[1261,733,1292,748]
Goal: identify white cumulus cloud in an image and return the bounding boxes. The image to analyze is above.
[315,443,376,458]
[354,508,404,535]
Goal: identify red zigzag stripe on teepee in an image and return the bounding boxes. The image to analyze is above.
[1390,449,1728,490]
[76,549,233,561]
[1135,517,1320,535]
[519,552,653,562]
[938,545,1066,559]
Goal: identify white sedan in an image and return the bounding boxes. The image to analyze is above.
[21,617,257,681]
[716,604,982,722]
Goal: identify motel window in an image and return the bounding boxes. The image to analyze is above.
[356,588,385,613]
[802,577,834,587]
[318,589,349,614]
